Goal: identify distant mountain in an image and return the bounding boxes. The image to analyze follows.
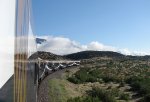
[36,38,46,44]
[126,55,150,60]
[64,51,125,60]
[29,51,66,61]
[64,50,150,60]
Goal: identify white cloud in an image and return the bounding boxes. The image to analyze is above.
[87,41,117,51]
[119,48,150,56]
[37,36,84,55]
[119,48,132,55]
[37,36,117,55]
[37,36,150,56]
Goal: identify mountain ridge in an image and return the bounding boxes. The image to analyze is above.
[64,50,125,60]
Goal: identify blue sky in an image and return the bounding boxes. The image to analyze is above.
[32,0,150,53]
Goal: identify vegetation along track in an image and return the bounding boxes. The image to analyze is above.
[37,66,79,102]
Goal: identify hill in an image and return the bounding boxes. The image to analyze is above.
[29,51,66,60]
[64,51,125,60]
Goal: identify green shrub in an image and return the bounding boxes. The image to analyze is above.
[67,87,117,102]
[67,96,101,102]
[142,94,150,102]
[67,68,99,84]
[110,88,120,97]
[119,93,130,101]
[89,87,116,102]
[127,77,150,95]
[67,76,81,84]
